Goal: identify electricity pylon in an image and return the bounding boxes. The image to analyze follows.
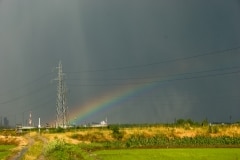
[55,61,68,128]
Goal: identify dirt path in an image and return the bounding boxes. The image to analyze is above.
[8,133,49,160]
[37,135,48,160]
[8,135,34,160]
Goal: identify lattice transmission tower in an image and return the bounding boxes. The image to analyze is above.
[55,61,68,128]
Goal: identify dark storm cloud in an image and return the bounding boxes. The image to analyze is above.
[0,0,240,126]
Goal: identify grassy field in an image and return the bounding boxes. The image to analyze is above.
[95,148,240,160]
[1,123,240,159]
[0,145,16,160]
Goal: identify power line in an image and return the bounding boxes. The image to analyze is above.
[67,64,240,82]
[66,46,240,73]
[0,83,54,106]
[66,65,240,87]
[20,92,56,111]
[161,69,240,84]
[22,97,55,113]
[0,72,54,96]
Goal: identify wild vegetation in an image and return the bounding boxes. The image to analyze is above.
[1,120,240,159]
[67,123,240,149]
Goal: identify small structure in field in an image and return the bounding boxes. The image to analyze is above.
[91,120,108,128]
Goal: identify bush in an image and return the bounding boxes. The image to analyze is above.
[55,127,65,133]
[109,125,124,140]
[43,138,66,155]
[44,139,85,159]
[70,133,79,139]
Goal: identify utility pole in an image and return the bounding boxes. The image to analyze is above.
[55,61,68,128]
[29,111,32,126]
[22,112,24,126]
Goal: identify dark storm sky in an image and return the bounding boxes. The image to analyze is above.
[0,0,240,126]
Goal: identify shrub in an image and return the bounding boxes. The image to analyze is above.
[44,139,85,159]
[70,133,79,139]
[55,127,65,133]
[43,138,66,155]
[109,125,124,140]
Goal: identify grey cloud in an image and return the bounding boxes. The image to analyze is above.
[0,0,240,126]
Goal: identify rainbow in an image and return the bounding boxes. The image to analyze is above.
[68,81,164,124]
[63,63,235,124]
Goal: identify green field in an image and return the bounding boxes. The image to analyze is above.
[2,124,240,159]
[0,145,16,160]
[94,148,240,160]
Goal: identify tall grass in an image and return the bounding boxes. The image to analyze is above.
[43,138,93,160]
[68,124,240,149]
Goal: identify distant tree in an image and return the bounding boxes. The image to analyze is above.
[176,119,185,125]
[186,119,194,125]
[201,119,209,126]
